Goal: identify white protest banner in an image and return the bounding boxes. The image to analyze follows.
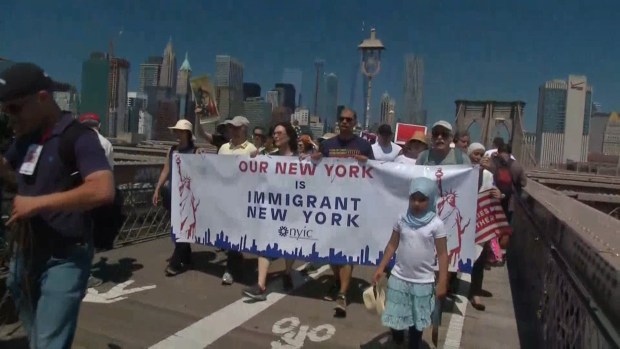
[171,154,479,272]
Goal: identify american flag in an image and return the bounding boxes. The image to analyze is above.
[475,190,512,244]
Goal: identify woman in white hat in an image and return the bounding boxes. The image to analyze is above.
[152,119,199,276]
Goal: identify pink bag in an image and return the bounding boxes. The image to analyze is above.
[485,237,504,265]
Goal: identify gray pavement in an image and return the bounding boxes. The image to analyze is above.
[0,238,521,348]
[460,264,521,349]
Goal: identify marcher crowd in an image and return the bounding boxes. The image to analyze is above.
[0,63,524,349]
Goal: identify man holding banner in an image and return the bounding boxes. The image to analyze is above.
[218,115,257,285]
[312,107,374,317]
[416,121,470,166]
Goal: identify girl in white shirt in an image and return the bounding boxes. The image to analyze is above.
[373,177,449,348]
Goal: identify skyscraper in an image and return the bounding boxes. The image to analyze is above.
[313,60,324,116]
[275,83,296,113]
[404,55,425,125]
[127,92,148,109]
[589,111,610,154]
[81,52,111,135]
[139,56,162,93]
[603,112,620,156]
[53,85,79,115]
[176,52,192,120]
[380,92,396,127]
[291,108,310,126]
[535,75,592,167]
[145,85,177,141]
[282,68,303,106]
[215,55,244,119]
[266,90,279,111]
[243,97,272,131]
[323,73,338,129]
[108,57,130,137]
[127,92,148,133]
[158,38,177,91]
[243,83,261,100]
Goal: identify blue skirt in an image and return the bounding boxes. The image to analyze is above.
[381,276,435,331]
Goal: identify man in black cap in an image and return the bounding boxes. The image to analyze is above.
[371,124,401,161]
[0,63,114,348]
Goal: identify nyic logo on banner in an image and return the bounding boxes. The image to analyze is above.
[171,154,479,272]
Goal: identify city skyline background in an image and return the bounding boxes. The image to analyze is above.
[1,0,619,132]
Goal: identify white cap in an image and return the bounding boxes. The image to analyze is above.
[168,119,193,132]
[225,115,250,127]
[432,120,453,133]
[467,142,485,155]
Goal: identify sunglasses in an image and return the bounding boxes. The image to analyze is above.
[1,97,30,116]
[339,116,354,123]
[432,130,450,139]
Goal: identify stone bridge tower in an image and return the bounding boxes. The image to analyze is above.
[455,100,526,160]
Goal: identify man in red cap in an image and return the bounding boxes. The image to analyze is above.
[79,113,114,169]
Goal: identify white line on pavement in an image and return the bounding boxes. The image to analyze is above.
[149,263,331,349]
[443,273,471,349]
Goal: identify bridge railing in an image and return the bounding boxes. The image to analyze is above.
[114,184,170,247]
[510,180,620,348]
[0,163,169,254]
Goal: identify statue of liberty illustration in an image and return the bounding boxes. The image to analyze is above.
[435,168,470,267]
[176,155,200,240]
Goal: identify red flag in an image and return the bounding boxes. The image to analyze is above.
[476,190,512,244]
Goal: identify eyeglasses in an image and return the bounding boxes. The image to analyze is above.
[253,133,264,137]
[339,116,354,123]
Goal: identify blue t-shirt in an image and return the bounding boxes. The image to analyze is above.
[4,113,111,239]
[320,135,374,159]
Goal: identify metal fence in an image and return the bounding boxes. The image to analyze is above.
[510,182,619,349]
[115,185,170,247]
[0,184,170,253]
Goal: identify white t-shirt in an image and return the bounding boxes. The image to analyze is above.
[394,154,417,165]
[97,132,114,169]
[484,149,516,160]
[372,142,401,161]
[479,169,495,193]
[391,215,447,283]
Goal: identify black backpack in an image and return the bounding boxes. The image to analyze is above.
[58,121,125,251]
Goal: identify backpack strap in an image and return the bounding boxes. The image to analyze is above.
[58,121,94,186]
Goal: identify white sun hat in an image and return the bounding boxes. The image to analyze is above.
[168,119,194,132]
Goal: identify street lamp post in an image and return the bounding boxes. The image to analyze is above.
[359,28,385,131]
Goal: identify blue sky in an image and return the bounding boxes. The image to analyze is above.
[1,0,618,132]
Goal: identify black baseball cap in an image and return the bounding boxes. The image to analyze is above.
[377,124,393,136]
[0,63,64,103]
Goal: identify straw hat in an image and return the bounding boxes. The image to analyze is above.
[408,130,427,145]
[363,275,388,316]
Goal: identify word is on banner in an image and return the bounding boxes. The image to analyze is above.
[171,154,479,272]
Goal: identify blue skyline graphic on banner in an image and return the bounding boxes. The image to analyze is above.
[175,228,473,272]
